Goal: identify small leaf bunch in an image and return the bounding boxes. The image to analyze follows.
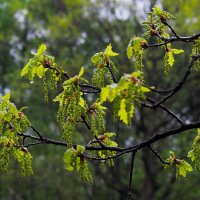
[164,151,192,179]
[90,132,118,167]
[126,5,184,76]
[192,38,200,71]
[188,129,200,171]
[86,100,106,135]
[21,44,55,81]
[127,36,147,74]
[0,93,32,175]
[63,145,92,183]
[21,44,62,101]
[91,43,119,87]
[142,5,175,38]
[54,67,87,147]
[100,71,150,124]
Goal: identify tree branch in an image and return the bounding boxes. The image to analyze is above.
[148,145,170,165]
[146,97,185,125]
[44,63,101,93]
[146,31,200,48]
[128,150,137,200]
[147,55,200,108]
[107,62,117,83]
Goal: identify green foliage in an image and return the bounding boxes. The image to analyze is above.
[0,93,30,133]
[176,160,193,178]
[54,67,87,147]
[86,101,106,135]
[100,71,150,124]
[21,44,61,101]
[192,38,200,71]
[142,5,175,38]
[188,129,200,171]
[126,36,147,75]
[140,5,184,75]
[13,148,33,176]
[91,43,119,87]
[21,44,51,81]
[164,48,184,75]
[164,151,192,179]
[90,132,118,167]
[63,145,92,183]
[0,94,33,175]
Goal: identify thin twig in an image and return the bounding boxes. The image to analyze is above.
[94,135,106,147]
[30,125,44,139]
[44,63,101,93]
[81,115,91,130]
[107,62,117,83]
[147,97,185,125]
[149,55,200,108]
[164,22,180,38]
[148,145,170,165]
[142,84,172,94]
[146,31,200,48]
[128,151,137,200]
[23,141,45,147]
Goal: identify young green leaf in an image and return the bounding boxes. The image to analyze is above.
[100,85,110,103]
[188,129,200,171]
[36,44,47,57]
[176,160,192,178]
[118,99,128,124]
[77,66,84,78]
[21,64,29,77]
[104,43,119,57]
[63,149,75,171]
[91,52,103,65]
[126,45,133,59]
[172,49,184,54]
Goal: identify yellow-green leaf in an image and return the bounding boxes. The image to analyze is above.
[141,86,151,93]
[118,99,128,124]
[168,51,174,66]
[153,5,163,16]
[78,66,84,78]
[36,65,45,78]
[187,150,195,162]
[36,44,47,57]
[76,145,85,154]
[4,92,11,100]
[63,149,75,171]
[172,49,184,54]
[21,64,29,77]
[176,160,192,178]
[100,85,110,103]
[104,43,119,57]
[127,44,133,59]
[91,52,103,64]
[79,97,85,108]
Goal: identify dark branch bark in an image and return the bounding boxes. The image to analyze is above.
[128,151,137,200]
[148,145,170,165]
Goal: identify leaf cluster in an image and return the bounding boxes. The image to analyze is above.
[100,71,150,124]
[91,44,119,87]
[63,145,92,183]
[0,93,32,175]
[90,132,118,167]
[164,151,192,179]
[142,5,175,38]
[54,67,87,147]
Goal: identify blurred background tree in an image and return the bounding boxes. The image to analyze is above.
[0,0,200,199]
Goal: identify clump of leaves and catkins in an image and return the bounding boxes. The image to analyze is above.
[0,93,32,175]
